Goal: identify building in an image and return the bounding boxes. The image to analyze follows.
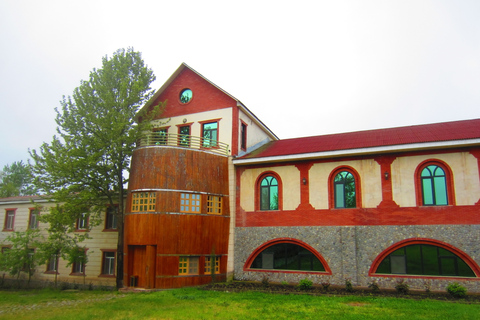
[1,63,479,292]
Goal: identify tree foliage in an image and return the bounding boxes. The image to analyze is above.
[0,161,38,198]
[30,47,160,288]
[0,230,41,284]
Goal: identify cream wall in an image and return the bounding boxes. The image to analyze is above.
[391,152,480,207]
[0,201,118,287]
[310,159,382,209]
[151,108,234,151]
[240,166,301,211]
[239,110,273,153]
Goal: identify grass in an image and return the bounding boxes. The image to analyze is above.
[0,287,479,320]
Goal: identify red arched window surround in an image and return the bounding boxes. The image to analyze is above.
[414,159,455,206]
[328,166,362,209]
[244,238,332,274]
[369,238,480,278]
[255,171,283,211]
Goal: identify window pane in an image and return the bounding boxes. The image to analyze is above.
[406,245,422,274]
[433,176,448,205]
[421,245,440,275]
[440,257,456,276]
[457,259,476,277]
[335,184,345,208]
[270,187,278,210]
[390,255,406,274]
[422,179,434,205]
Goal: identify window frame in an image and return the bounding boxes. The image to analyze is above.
[178,256,199,275]
[28,208,39,230]
[200,119,220,149]
[3,209,16,231]
[100,249,116,277]
[180,193,201,213]
[75,213,88,231]
[177,124,193,147]
[369,238,480,279]
[256,172,282,211]
[244,238,332,275]
[131,192,157,212]
[153,127,169,145]
[207,195,222,215]
[415,160,455,207]
[45,254,59,274]
[329,167,361,209]
[240,121,247,151]
[205,256,220,274]
[104,206,118,231]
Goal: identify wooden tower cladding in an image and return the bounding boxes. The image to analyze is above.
[124,147,230,289]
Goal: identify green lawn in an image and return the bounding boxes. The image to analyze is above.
[0,287,479,320]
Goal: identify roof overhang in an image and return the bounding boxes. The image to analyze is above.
[233,138,480,165]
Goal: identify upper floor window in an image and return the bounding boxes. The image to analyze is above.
[131,192,156,212]
[3,209,15,231]
[415,160,454,206]
[105,206,118,230]
[333,170,357,208]
[207,196,222,215]
[372,240,478,278]
[421,165,447,206]
[260,176,279,210]
[240,122,247,151]
[180,193,201,213]
[178,125,190,147]
[28,209,39,230]
[153,128,168,145]
[76,213,88,231]
[202,122,218,148]
[179,88,192,104]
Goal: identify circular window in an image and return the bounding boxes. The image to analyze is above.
[179,89,192,104]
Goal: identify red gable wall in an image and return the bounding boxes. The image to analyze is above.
[150,68,237,120]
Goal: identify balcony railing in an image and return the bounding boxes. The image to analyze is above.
[137,132,230,155]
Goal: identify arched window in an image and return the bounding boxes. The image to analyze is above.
[421,165,447,205]
[415,160,454,206]
[260,176,279,210]
[371,239,478,278]
[330,168,360,208]
[245,240,330,273]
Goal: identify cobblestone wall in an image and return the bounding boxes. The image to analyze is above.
[234,225,480,292]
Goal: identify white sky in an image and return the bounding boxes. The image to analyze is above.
[1,0,479,169]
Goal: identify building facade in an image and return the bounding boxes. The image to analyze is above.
[1,64,479,291]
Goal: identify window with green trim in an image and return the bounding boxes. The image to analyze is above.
[334,171,356,208]
[375,244,475,277]
[250,243,325,272]
[260,176,278,210]
[421,165,448,206]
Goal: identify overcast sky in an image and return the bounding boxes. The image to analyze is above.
[1,0,479,169]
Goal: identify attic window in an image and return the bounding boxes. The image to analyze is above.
[180,89,192,104]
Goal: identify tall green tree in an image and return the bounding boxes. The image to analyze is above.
[30,47,160,288]
[0,161,38,197]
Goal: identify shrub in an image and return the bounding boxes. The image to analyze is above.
[345,278,353,292]
[297,279,313,290]
[321,281,330,291]
[446,282,467,298]
[281,281,289,286]
[368,281,380,293]
[261,276,269,287]
[395,279,409,294]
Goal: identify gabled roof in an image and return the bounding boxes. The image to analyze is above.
[234,118,480,164]
[137,63,278,140]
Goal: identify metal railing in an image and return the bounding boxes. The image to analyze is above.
[137,132,230,155]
